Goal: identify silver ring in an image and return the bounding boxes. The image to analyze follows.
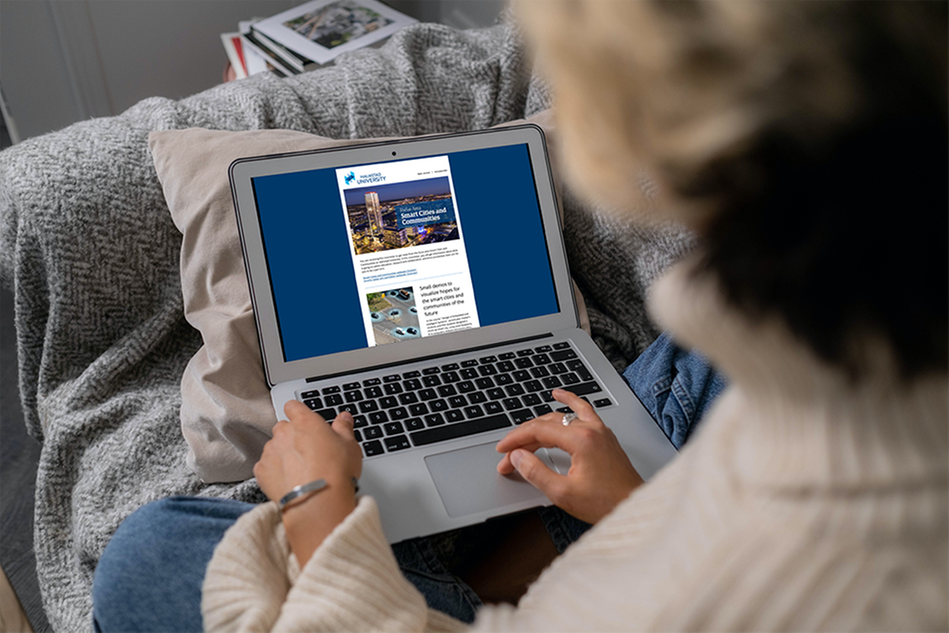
[562,412,578,426]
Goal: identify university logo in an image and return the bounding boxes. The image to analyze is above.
[344,171,356,185]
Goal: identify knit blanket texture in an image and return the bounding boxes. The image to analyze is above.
[0,22,693,631]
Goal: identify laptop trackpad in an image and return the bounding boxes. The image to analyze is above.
[424,442,551,518]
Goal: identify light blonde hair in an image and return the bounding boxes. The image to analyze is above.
[517,0,945,228]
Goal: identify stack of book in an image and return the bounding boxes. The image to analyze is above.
[221,0,416,78]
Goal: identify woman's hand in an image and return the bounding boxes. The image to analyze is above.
[254,400,363,565]
[496,389,644,524]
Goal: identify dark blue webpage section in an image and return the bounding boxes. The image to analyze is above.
[252,143,559,363]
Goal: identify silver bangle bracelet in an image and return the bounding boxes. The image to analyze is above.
[277,477,360,512]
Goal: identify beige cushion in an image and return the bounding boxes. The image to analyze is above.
[149,111,589,483]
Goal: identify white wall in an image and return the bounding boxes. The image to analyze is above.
[1,0,504,142]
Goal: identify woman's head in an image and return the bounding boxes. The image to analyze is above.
[519,0,947,379]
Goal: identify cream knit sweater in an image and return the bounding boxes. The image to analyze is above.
[203,263,948,631]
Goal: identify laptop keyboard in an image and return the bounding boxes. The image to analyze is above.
[296,341,614,459]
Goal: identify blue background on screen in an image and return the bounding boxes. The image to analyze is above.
[252,143,560,363]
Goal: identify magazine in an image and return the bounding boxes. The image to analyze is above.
[252,0,417,66]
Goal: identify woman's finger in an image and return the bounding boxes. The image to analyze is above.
[552,388,598,420]
[508,449,568,502]
[495,415,580,455]
[330,411,355,440]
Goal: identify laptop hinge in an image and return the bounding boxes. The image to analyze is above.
[305,333,554,383]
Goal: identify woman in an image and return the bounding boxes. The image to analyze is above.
[95,1,947,630]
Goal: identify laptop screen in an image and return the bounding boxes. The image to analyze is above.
[251,143,560,363]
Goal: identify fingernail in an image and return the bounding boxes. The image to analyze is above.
[510,450,523,470]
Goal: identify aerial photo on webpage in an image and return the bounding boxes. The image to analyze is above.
[366,286,419,345]
[283,0,393,50]
[345,176,459,256]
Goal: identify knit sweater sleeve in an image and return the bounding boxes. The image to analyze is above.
[202,496,467,632]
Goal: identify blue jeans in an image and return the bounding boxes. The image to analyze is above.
[93,333,725,631]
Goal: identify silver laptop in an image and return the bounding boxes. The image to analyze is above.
[229,125,677,543]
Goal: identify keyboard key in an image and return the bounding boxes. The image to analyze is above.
[403,379,422,391]
[505,384,526,396]
[561,382,603,397]
[549,363,567,375]
[464,405,485,418]
[515,357,534,369]
[343,382,360,391]
[379,396,398,409]
[409,403,429,416]
[543,376,563,389]
[497,360,516,373]
[475,377,495,390]
[487,387,505,400]
[398,392,419,405]
[363,440,384,457]
[457,381,475,393]
[461,359,479,367]
[322,385,341,394]
[516,349,534,357]
[512,370,531,382]
[502,397,522,411]
[384,374,401,382]
[422,367,441,375]
[403,370,421,379]
[424,413,446,427]
[365,386,383,398]
[551,349,577,361]
[534,345,552,353]
[495,373,514,386]
[561,373,581,385]
[441,371,460,383]
[364,426,383,439]
[406,417,425,431]
[533,404,553,416]
[353,415,368,428]
[390,407,408,420]
[354,429,363,443]
[316,408,336,419]
[303,397,323,410]
[410,414,512,446]
[594,398,613,408]
[484,401,503,414]
[541,390,555,402]
[423,375,442,387]
[362,378,381,386]
[448,395,468,408]
[344,390,363,403]
[533,353,552,365]
[325,394,343,406]
[553,342,570,349]
[430,399,449,412]
[445,409,465,423]
[522,393,541,406]
[575,366,594,382]
[384,422,405,435]
[441,363,459,371]
[530,366,550,378]
[338,403,358,415]
[460,368,479,379]
[524,380,544,393]
[437,384,457,397]
[384,435,411,451]
[419,388,437,400]
[479,355,497,364]
[301,390,320,399]
[468,391,487,404]
[511,409,534,424]
[384,383,403,395]
[369,411,389,424]
[498,352,516,360]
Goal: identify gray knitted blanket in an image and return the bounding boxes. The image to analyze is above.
[0,22,692,631]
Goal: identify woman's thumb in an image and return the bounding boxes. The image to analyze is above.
[510,449,564,500]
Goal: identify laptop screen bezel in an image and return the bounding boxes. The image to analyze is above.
[229,125,578,387]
